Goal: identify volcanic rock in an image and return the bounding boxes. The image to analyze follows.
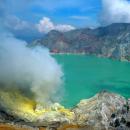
[0,91,130,130]
[72,91,126,130]
[31,23,130,61]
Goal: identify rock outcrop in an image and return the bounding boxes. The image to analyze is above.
[0,91,130,130]
[72,91,127,130]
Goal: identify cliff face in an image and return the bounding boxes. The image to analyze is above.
[32,23,130,61]
[0,91,130,130]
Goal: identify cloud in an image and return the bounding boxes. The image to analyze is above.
[2,15,42,42]
[3,16,75,40]
[37,17,75,33]
[36,17,54,33]
[100,0,130,25]
[70,16,90,20]
[55,24,76,32]
[4,15,30,30]
[2,15,75,41]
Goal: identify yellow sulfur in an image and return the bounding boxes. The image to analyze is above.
[0,88,74,122]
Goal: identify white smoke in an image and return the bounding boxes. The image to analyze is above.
[101,0,130,25]
[0,33,63,105]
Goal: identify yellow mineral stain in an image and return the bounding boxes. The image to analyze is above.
[0,124,34,130]
[50,103,75,120]
[0,88,74,122]
[39,127,46,130]
[58,125,84,130]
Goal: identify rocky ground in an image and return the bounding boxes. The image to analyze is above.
[0,91,130,130]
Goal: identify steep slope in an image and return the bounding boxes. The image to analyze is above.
[32,23,130,61]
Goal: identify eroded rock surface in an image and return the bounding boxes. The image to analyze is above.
[32,23,130,61]
[0,91,130,130]
[73,91,126,130]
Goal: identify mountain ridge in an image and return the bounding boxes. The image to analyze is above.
[31,23,130,61]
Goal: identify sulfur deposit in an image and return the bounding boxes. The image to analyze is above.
[0,34,130,130]
[0,91,130,130]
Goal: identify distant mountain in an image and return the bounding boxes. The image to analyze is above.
[31,23,130,61]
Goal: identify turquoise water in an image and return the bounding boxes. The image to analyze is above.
[54,55,130,108]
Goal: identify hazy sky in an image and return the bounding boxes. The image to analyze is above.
[1,0,130,41]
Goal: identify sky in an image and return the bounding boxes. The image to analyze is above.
[1,0,130,41]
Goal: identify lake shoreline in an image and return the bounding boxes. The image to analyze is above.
[52,52,129,63]
[54,54,130,107]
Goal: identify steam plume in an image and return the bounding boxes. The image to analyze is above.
[0,33,63,106]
